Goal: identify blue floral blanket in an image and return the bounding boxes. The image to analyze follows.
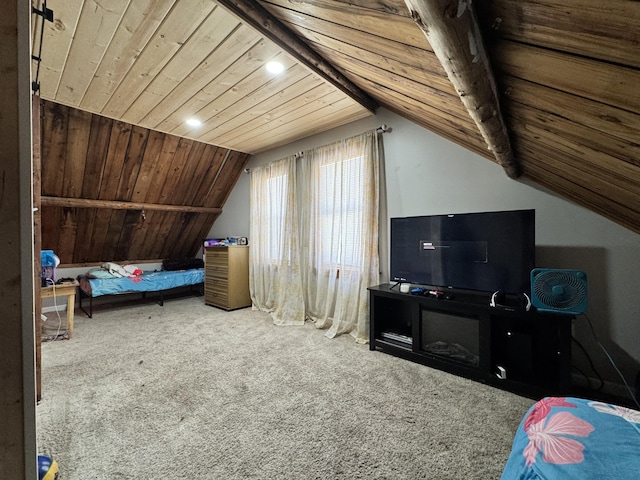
[501,396,640,479]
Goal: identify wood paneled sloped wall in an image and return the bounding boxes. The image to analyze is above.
[39,99,250,265]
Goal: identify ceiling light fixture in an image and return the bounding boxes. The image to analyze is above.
[186,118,202,128]
[265,61,284,74]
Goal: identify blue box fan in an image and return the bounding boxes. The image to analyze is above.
[530,268,588,315]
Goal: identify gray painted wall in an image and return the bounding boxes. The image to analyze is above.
[209,108,640,398]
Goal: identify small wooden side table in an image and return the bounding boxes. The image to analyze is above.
[41,280,79,339]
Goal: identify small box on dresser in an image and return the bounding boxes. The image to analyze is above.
[204,246,251,310]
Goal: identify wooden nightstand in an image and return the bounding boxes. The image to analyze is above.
[41,280,79,339]
[204,246,251,310]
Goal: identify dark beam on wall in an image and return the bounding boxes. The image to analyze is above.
[41,196,223,214]
[216,0,379,114]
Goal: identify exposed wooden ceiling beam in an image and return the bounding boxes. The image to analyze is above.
[215,0,379,114]
[404,0,520,178]
[41,196,222,214]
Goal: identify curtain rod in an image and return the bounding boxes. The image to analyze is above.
[245,125,392,168]
[293,125,391,159]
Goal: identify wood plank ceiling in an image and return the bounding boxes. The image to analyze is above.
[32,0,640,265]
[31,0,374,264]
[39,99,251,263]
[256,0,640,235]
[32,0,373,154]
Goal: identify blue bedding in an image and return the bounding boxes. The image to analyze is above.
[83,269,204,297]
[501,396,640,479]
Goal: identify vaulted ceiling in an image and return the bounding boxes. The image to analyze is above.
[32,0,640,264]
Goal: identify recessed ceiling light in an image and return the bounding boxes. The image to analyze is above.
[265,61,284,74]
[186,118,202,127]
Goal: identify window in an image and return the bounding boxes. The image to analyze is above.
[265,173,288,263]
[317,155,365,269]
[249,129,381,340]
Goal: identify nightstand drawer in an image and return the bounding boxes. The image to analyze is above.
[204,277,229,295]
[205,290,228,307]
[206,263,228,278]
[206,248,228,261]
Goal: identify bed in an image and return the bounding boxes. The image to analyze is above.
[501,396,640,479]
[78,265,204,318]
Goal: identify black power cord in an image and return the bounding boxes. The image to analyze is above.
[571,335,605,391]
[581,312,640,410]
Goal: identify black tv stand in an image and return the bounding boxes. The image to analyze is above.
[368,284,573,398]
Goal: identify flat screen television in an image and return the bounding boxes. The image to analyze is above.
[390,209,535,294]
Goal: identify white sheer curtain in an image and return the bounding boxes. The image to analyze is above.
[300,130,381,343]
[249,156,305,325]
[250,130,382,342]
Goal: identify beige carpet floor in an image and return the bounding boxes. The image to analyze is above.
[37,295,534,479]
